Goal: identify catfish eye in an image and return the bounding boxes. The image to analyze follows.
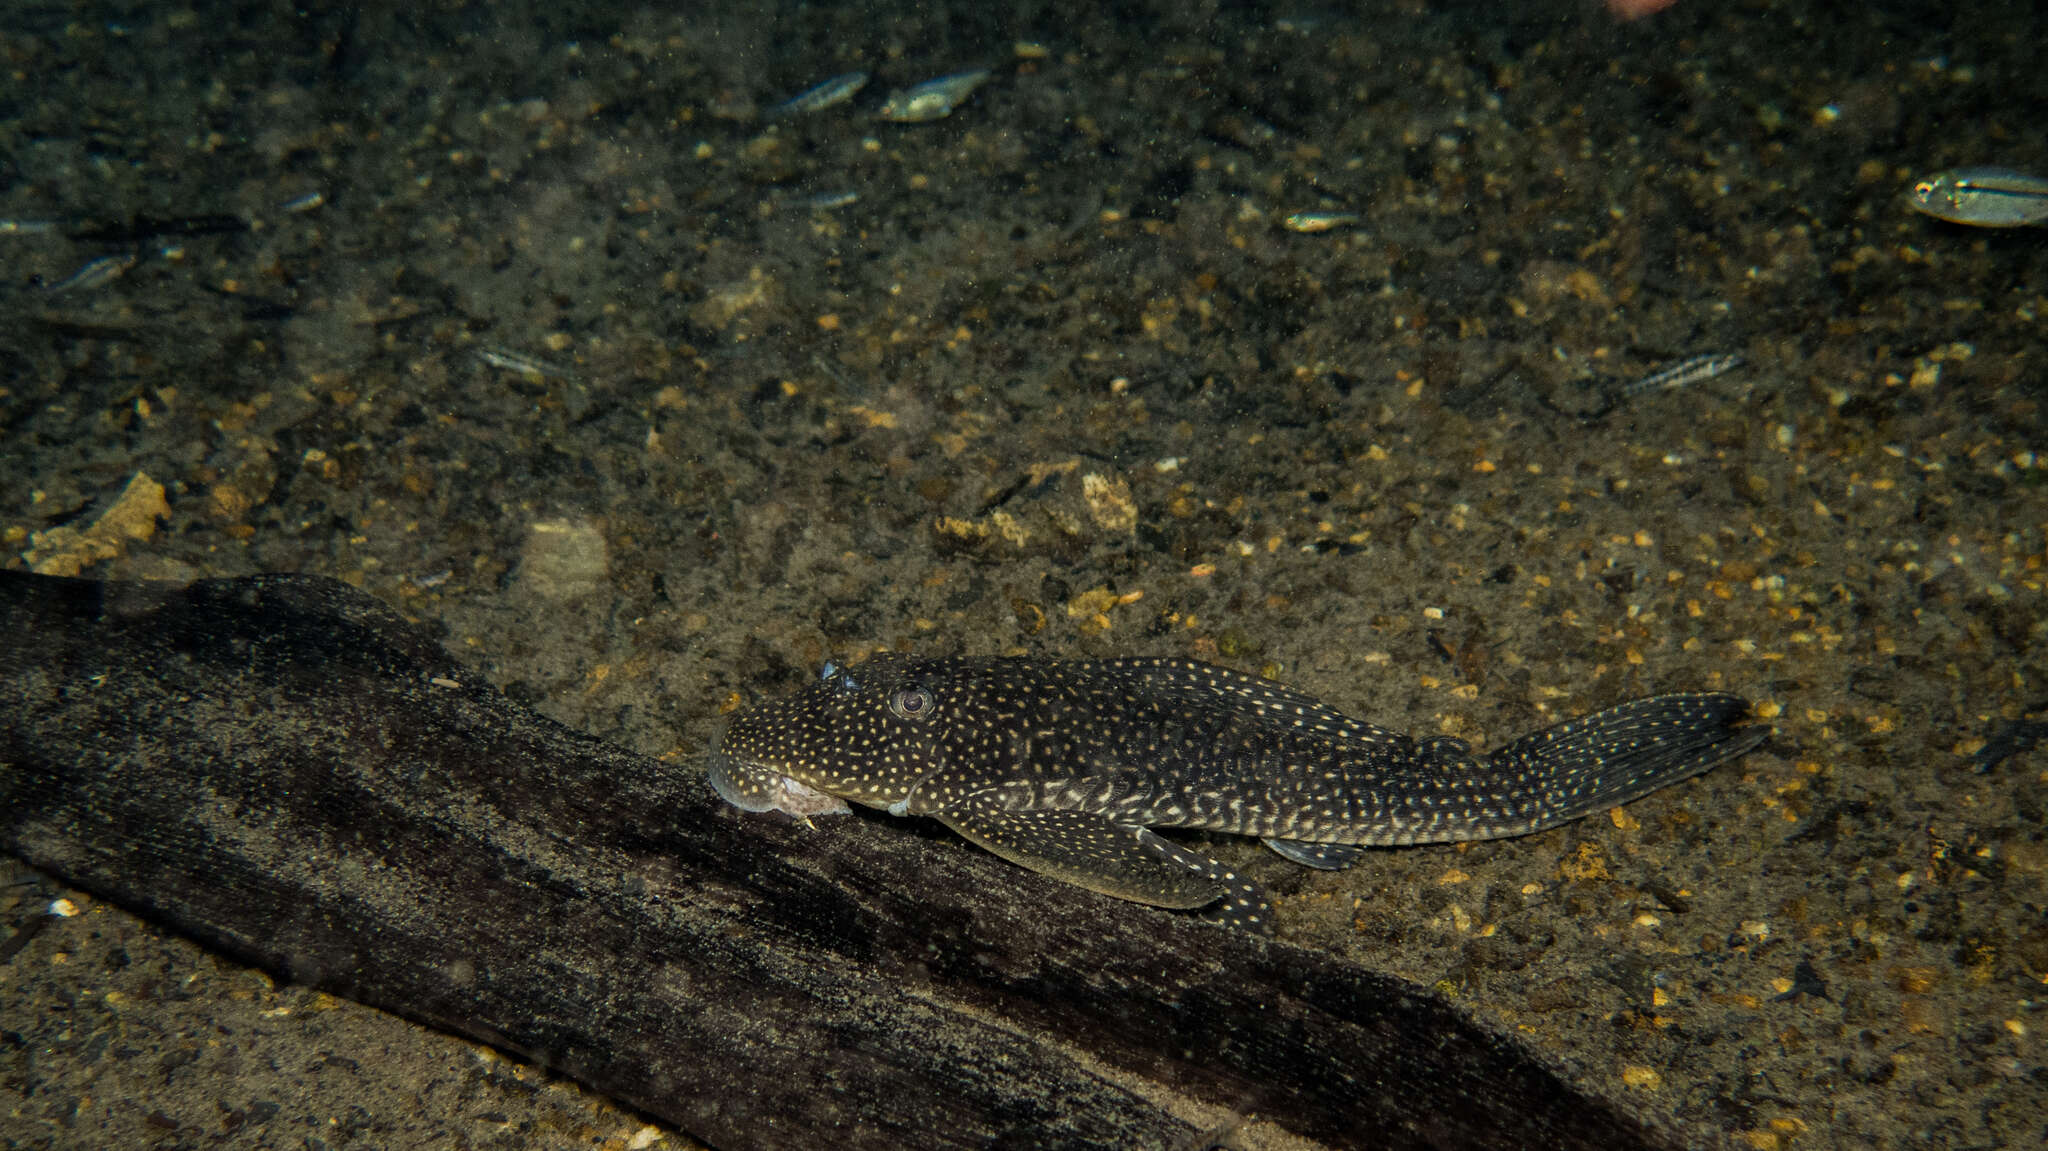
[890,686,934,720]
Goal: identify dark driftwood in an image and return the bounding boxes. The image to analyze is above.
[0,572,1683,1151]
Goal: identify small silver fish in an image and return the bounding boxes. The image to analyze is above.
[878,69,991,122]
[476,345,575,379]
[1282,211,1361,233]
[1908,167,2048,228]
[768,71,870,119]
[0,219,58,236]
[45,253,137,294]
[1623,352,1745,398]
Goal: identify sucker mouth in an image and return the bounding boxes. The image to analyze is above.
[884,766,943,818]
[706,750,852,818]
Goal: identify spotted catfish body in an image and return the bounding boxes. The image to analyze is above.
[710,655,1768,931]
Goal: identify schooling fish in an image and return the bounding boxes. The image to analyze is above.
[766,71,870,119]
[711,655,1768,931]
[1908,167,2048,228]
[877,69,991,122]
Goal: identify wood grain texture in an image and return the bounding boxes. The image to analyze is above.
[0,572,1686,1151]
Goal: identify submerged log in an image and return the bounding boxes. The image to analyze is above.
[0,571,1684,1151]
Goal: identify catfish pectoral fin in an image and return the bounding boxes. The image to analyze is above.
[934,805,1220,910]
